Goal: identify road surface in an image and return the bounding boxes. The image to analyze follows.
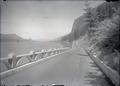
[2,48,97,86]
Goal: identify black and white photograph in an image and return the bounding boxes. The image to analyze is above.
[0,0,120,86]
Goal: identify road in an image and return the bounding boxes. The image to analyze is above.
[2,48,97,86]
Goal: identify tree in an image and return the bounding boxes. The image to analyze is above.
[84,1,96,40]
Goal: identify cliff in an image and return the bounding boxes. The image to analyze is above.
[61,1,120,74]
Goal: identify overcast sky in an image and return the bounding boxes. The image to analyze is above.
[1,1,104,40]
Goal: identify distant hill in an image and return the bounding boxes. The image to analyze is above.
[0,34,24,42]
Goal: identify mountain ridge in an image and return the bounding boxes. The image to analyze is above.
[0,34,25,42]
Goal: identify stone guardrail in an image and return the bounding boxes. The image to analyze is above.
[84,48,120,86]
[0,47,70,79]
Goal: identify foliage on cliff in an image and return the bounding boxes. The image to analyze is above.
[61,1,120,73]
[85,2,120,73]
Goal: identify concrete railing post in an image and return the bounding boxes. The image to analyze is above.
[31,50,36,61]
[8,53,17,69]
[27,51,35,62]
[48,51,50,55]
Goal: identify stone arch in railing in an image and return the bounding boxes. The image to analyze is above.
[16,56,30,67]
[1,53,22,70]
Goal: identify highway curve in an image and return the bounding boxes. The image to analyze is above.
[2,48,97,86]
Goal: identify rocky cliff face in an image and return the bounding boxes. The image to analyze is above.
[61,1,120,73]
[61,2,120,44]
[61,15,88,43]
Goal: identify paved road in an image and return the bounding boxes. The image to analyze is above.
[2,48,97,86]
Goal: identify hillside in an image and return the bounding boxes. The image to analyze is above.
[61,2,120,42]
[61,1,120,74]
[0,34,24,42]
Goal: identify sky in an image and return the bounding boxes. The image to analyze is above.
[1,0,104,41]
